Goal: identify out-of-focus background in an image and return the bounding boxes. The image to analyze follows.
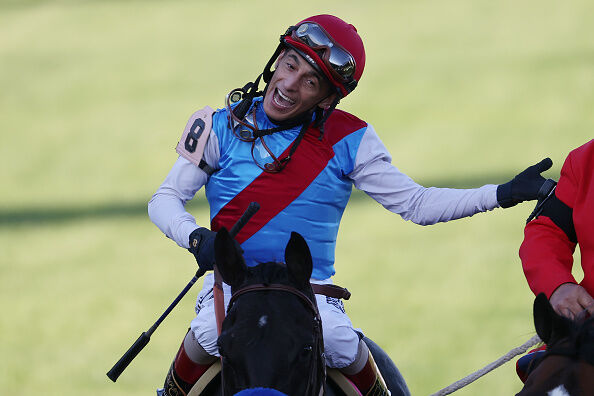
[1,0,592,394]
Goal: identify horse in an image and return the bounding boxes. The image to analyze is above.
[516,293,594,396]
[186,227,410,395]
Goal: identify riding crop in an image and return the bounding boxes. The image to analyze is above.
[107,202,261,382]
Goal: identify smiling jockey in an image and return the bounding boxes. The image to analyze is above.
[149,14,553,396]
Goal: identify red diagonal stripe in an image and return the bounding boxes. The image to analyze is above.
[211,131,334,243]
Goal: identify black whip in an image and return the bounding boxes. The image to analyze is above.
[107,202,260,382]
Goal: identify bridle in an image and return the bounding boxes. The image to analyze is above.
[225,281,327,396]
[227,283,321,321]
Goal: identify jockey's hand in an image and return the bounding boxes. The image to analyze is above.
[549,283,594,320]
[497,158,553,208]
[188,227,217,271]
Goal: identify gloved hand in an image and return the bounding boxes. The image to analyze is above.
[497,158,553,208]
[188,227,217,271]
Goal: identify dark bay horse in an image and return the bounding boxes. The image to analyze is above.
[516,293,594,396]
[192,227,409,395]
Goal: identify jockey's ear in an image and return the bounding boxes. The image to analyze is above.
[285,232,313,289]
[215,227,246,288]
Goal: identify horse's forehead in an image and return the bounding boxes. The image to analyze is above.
[246,262,288,283]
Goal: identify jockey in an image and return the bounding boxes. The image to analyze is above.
[148,14,552,395]
[516,140,594,382]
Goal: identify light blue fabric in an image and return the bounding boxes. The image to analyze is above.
[205,97,367,279]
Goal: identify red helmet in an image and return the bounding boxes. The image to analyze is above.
[281,15,365,97]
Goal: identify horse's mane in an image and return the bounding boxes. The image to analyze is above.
[558,314,594,342]
[569,315,594,346]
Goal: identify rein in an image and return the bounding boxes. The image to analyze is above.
[430,335,542,396]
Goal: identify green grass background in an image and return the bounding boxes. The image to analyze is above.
[1,0,592,395]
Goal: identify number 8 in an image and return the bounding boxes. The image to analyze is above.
[184,118,206,153]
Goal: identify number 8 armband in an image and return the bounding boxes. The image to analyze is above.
[175,106,216,175]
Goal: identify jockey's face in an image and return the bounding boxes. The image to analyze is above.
[263,49,336,123]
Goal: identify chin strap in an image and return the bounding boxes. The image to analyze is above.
[263,42,284,84]
[313,94,340,139]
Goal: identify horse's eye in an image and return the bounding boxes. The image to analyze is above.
[303,346,313,353]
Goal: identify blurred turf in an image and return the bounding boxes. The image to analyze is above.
[1,0,592,395]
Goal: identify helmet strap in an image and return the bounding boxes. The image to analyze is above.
[314,92,340,139]
[263,43,284,84]
[232,73,264,120]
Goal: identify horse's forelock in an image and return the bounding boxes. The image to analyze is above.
[244,262,288,285]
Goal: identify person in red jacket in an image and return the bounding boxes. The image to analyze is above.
[516,139,594,381]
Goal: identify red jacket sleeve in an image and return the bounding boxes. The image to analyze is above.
[520,216,577,297]
[519,151,579,298]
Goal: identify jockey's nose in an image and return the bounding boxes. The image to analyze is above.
[282,73,300,93]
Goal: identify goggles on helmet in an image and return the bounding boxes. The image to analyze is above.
[285,22,357,94]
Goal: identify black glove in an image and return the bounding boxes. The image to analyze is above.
[188,227,217,271]
[497,158,553,208]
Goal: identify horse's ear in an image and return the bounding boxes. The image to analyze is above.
[534,292,572,345]
[285,232,313,288]
[533,293,554,343]
[214,227,246,288]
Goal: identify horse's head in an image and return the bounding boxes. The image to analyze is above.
[214,228,325,396]
[517,293,594,396]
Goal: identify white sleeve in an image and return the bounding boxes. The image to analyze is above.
[348,125,500,225]
[148,132,220,248]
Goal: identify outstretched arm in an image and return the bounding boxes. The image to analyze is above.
[348,125,550,225]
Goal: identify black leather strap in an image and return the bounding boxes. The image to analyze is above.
[311,284,351,300]
[539,193,577,243]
